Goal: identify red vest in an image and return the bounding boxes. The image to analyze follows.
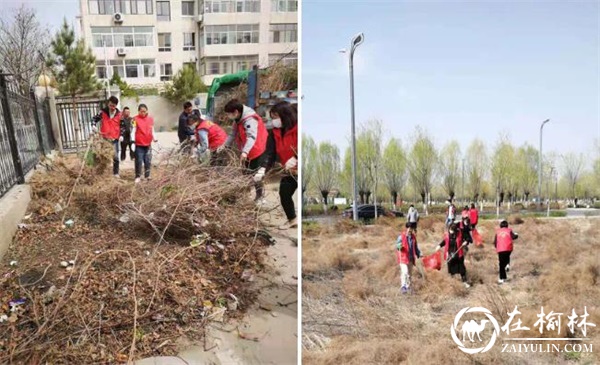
[236,114,267,160]
[469,208,479,225]
[133,115,154,146]
[444,231,464,260]
[396,232,418,265]
[273,124,298,166]
[99,109,122,140]
[495,227,514,253]
[196,120,227,151]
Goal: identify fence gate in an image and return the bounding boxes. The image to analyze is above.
[55,98,104,151]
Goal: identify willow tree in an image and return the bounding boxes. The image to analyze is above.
[408,127,437,214]
[382,138,406,209]
[439,140,461,202]
[466,139,487,203]
[314,141,340,212]
[301,134,317,206]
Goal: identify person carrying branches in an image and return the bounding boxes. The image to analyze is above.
[435,222,471,288]
[91,95,125,178]
[186,113,228,165]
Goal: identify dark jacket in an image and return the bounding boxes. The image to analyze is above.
[178,111,195,142]
[121,116,133,141]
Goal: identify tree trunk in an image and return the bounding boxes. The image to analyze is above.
[449,191,455,202]
[359,190,365,204]
[365,191,371,204]
[374,176,378,220]
[391,191,398,210]
[320,190,328,213]
[524,192,529,202]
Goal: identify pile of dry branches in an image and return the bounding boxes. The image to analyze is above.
[0,148,272,363]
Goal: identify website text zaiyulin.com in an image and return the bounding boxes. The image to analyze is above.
[501,343,593,353]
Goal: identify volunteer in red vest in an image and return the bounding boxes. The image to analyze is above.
[436,222,471,288]
[91,96,125,178]
[469,203,479,229]
[265,101,298,230]
[186,113,228,165]
[494,219,519,284]
[131,104,157,183]
[395,222,421,294]
[222,99,269,203]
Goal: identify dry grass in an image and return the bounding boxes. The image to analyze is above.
[303,216,600,364]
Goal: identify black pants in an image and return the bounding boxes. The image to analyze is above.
[109,139,120,175]
[120,139,134,161]
[498,251,512,280]
[448,256,468,282]
[135,146,152,178]
[279,175,297,220]
[245,152,267,200]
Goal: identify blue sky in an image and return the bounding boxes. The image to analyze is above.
[4,0,80,35]
[302,0,600,160]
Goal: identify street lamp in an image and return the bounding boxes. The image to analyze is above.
[538,119,550,210]
[347,33,364,221]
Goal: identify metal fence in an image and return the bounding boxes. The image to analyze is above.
[55,98,104,151]
[0,72,55,199]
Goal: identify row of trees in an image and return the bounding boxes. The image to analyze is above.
[303,121,600,212]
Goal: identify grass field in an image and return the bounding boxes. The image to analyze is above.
[302,216,600,364]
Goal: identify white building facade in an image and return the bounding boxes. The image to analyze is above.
[78,0,297,87]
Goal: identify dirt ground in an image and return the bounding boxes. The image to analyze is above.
[0,132,298,364]
[302,215,600,365]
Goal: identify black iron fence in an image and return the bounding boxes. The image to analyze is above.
[0,72,55,199]
[55,98,104,151]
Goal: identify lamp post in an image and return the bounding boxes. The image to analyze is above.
[538,119,550,210]
[348,33,364,221]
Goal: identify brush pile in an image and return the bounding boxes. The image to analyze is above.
[0,146,272,364]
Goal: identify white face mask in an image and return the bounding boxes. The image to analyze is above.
[271,118,282,128]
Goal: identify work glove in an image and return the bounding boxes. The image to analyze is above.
[253,167,266,182]
[190,136,197,143]
[240,152,248,162]
[284,157,297,171]
[435,246,441,253]
[131,143,136,152]
[119,136,124,142]
[216,145,225,153]
[395,240,402,251]
[92,125,97,134]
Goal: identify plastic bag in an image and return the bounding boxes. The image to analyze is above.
[422,251,442,271]
[472,228,483,246]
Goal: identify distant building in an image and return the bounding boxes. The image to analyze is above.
[78,0,297,87]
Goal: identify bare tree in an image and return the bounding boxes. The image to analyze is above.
[515,144,538,202]
[439,140,461,202]
[408,127,437,214]
[382,138,407,209]
[314,142,340,213]
[0,5,49,93]
[561,152,585,202]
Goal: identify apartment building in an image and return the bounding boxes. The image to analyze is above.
[78,0,298,87]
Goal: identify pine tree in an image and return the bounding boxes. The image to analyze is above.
[47,19,101,152]
[163,64,207,104]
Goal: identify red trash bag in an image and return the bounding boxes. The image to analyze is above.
[422,251,442,271]
[472,228,483,246]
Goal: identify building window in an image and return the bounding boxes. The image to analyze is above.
[270,24,297,43]
[271,0,297,12]
[203,0,260,13]
[204,24,259,45]
[202,55,258,75]
[268,53,297,66]
[160,63,173,81]
[182,1,195,15]
[96,59,155,79]
[92,26,153,48]
[183,33,196,51]
[158,33,171,52]
[157,1,170,21]
[89,0,153,15]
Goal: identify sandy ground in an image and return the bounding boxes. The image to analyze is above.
[131,132,298,365]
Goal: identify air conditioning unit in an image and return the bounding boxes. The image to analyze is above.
[196,14,203,23]
[113,12,124,23]
[116,48,127,56]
